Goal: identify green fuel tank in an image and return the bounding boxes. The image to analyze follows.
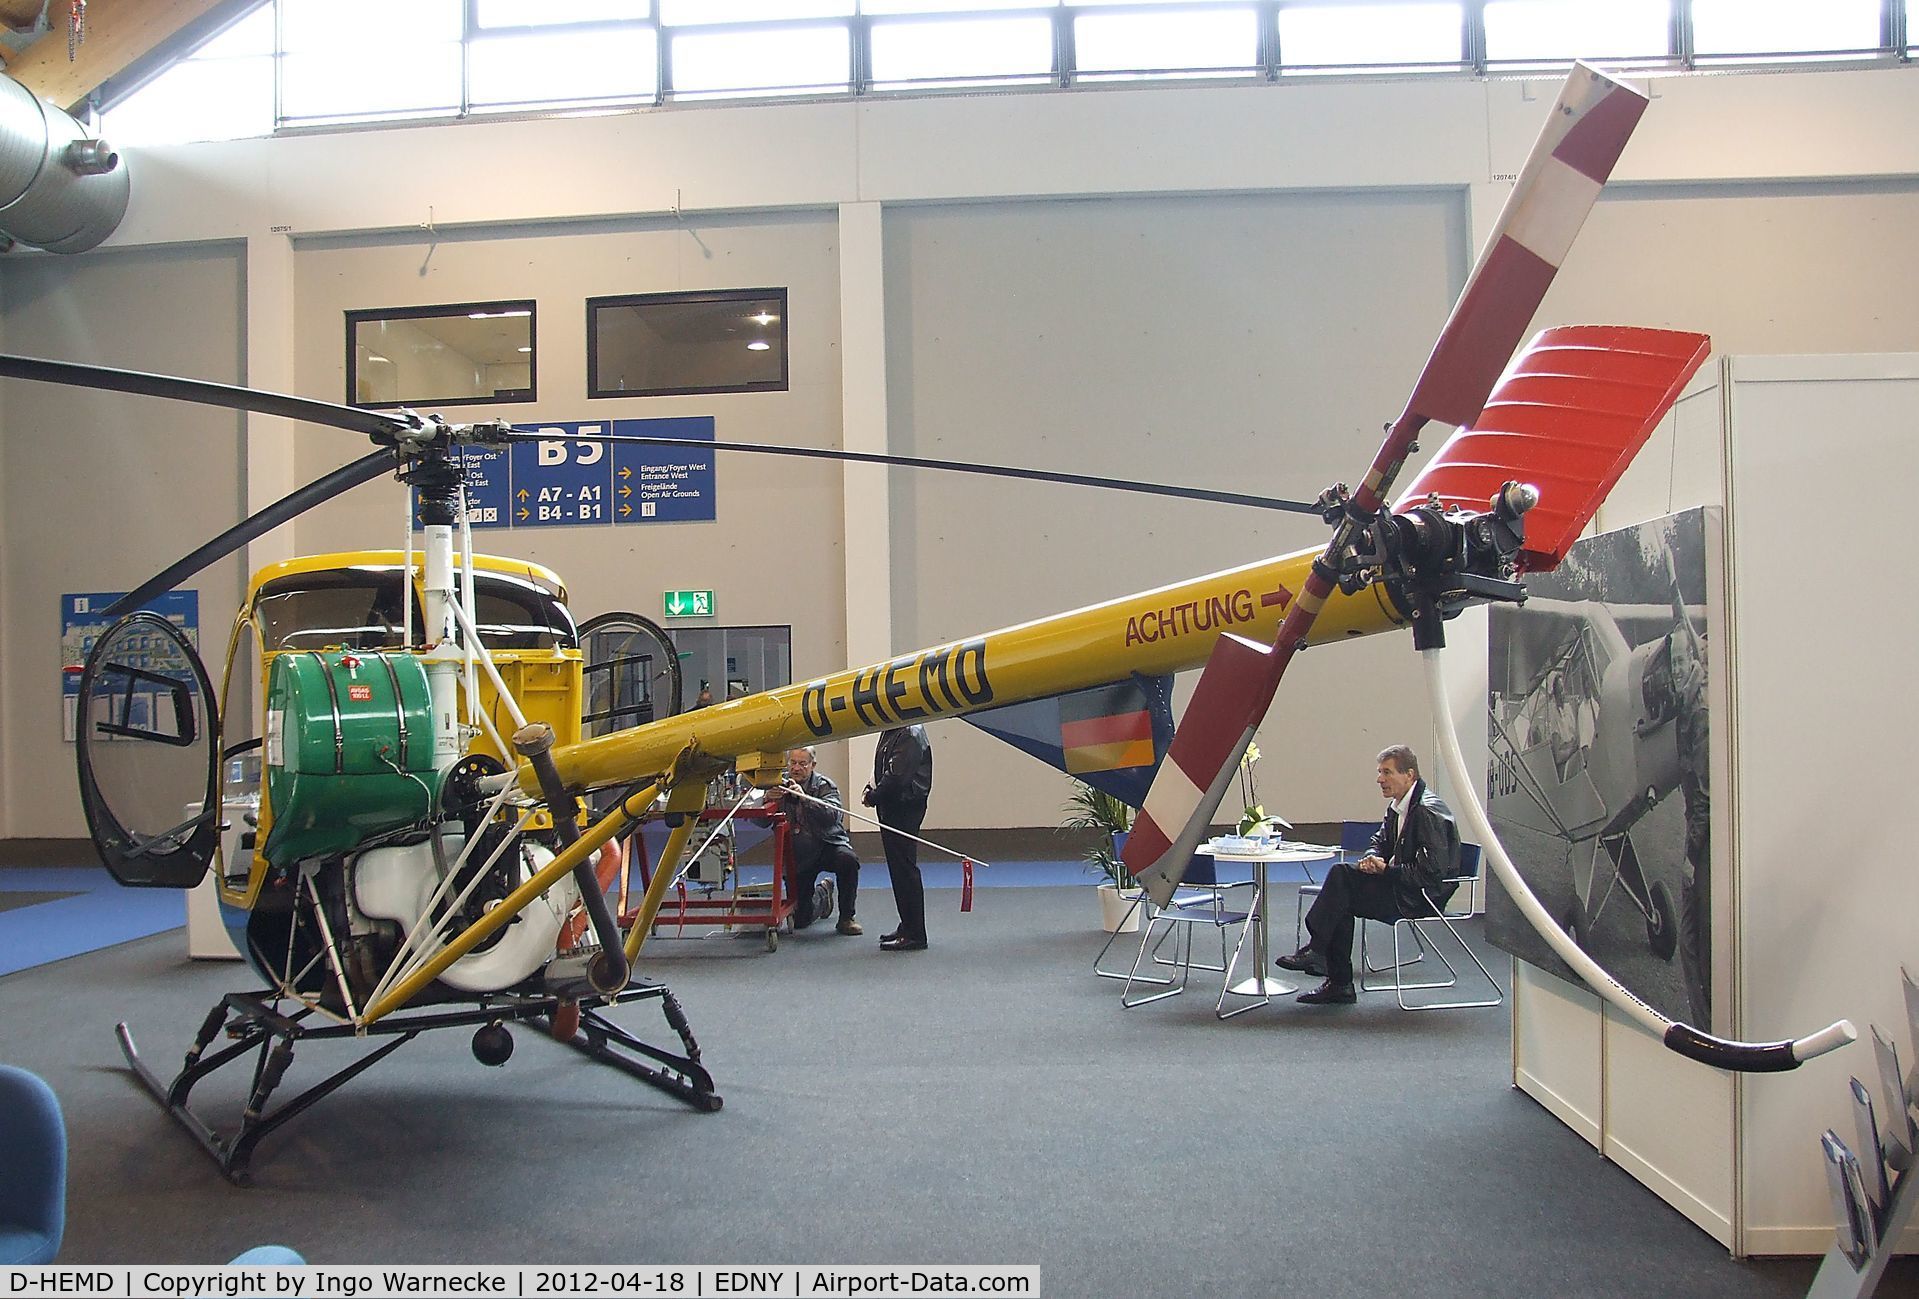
[262,649,439,866]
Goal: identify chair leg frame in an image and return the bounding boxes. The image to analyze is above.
[1093,894,1155,981]
[1361,917,1429,975]
[1122,913,1193,1007]
[1096,893,1239,982]
[1360,910,1503,1010]
[1213,899,1271,1019]
[1117,889,1260,1012]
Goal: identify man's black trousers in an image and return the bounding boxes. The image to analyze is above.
[791,845,860,928]
[879,799,927,942]
[1303,861,1410,985]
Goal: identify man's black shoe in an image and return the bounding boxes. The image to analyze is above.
[879,930,902,944]
[880,935,928,952]
[1275,948,1326,976]
[1296,979,1357,1005]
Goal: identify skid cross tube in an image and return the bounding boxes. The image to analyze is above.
[118,980,719,1184]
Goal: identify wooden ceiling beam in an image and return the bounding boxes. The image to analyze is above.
[8,0,251,112]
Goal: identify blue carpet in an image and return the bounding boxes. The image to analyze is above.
[0,867,184,976]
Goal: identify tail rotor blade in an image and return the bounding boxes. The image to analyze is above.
[103,449,394,618]
[0,353,410,441]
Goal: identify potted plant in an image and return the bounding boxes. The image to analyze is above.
[1235,742,1288,841]
[1061,780,1141,932]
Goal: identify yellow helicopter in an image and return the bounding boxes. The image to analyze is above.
[3,62,1854,1184]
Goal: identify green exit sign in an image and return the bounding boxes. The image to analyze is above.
[663,589,714,619]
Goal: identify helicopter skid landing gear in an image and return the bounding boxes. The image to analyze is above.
[537,986,723,1114]
[117,981,721,1185]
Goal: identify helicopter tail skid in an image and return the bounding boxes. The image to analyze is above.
[116,981,719,1186]
[1424,647,1854,1072]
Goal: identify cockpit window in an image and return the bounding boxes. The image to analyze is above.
[253,567,575,653]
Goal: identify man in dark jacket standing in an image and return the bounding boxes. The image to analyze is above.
[1277,744,1460,1004]
[777,746,863,936]
[865,725,933,952]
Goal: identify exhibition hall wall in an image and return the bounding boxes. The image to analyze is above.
[288,213,848,697]
[0,67,1915,843]
[0,244,248,840]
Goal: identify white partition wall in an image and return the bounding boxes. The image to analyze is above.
[1504,354,1919,1255]
[1724,354,1919,1254]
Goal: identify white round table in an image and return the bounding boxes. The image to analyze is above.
[1202,841,1335,1012]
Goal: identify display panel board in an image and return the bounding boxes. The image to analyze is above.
[1486,506,1721,1029]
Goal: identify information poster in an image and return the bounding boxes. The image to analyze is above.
[60,591,199,743]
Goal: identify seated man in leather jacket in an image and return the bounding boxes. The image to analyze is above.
[1278,744,1461,1004]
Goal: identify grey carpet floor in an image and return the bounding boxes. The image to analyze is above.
[1,884,1911,1297]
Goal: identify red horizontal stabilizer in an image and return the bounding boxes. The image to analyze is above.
[1393,325,1711,572]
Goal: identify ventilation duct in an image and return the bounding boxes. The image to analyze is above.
[0,73,127,253]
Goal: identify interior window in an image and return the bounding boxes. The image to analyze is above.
[588,289,788,398]
[348,302,537,409]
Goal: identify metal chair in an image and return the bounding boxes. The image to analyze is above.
[1359,844,1503,1010]
[1114,855,1258,1010]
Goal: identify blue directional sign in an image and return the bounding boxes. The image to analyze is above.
[613,416,716,524]
[408,417,717,531]
[510,424,618,527]
[413,445,511,530]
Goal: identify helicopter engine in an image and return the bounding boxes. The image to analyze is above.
[351,827,575,993]
[242,824,578,1011]
[244,647,581,1005]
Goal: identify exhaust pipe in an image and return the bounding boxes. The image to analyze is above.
[0,73,128,252]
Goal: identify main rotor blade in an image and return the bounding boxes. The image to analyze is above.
[103,449,395,619]
[0,354,410,441]
[506,429,1317,516]
[1405,62,1647,432]
[1123,63,1648,895]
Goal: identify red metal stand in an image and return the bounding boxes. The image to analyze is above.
[621,805,795,950]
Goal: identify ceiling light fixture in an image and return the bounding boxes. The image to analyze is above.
[746,340,771,352]
[467,309,532,319]
[750,311,777,326]
[517,346,532,354]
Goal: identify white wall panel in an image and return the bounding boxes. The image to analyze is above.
[1538,181,1919,360]
[1514,962,1602,1145]
[1724,355,1919,1251]
[1602,1004,1737,1247]
[856,79,1485,201]
[115,101,862,245]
